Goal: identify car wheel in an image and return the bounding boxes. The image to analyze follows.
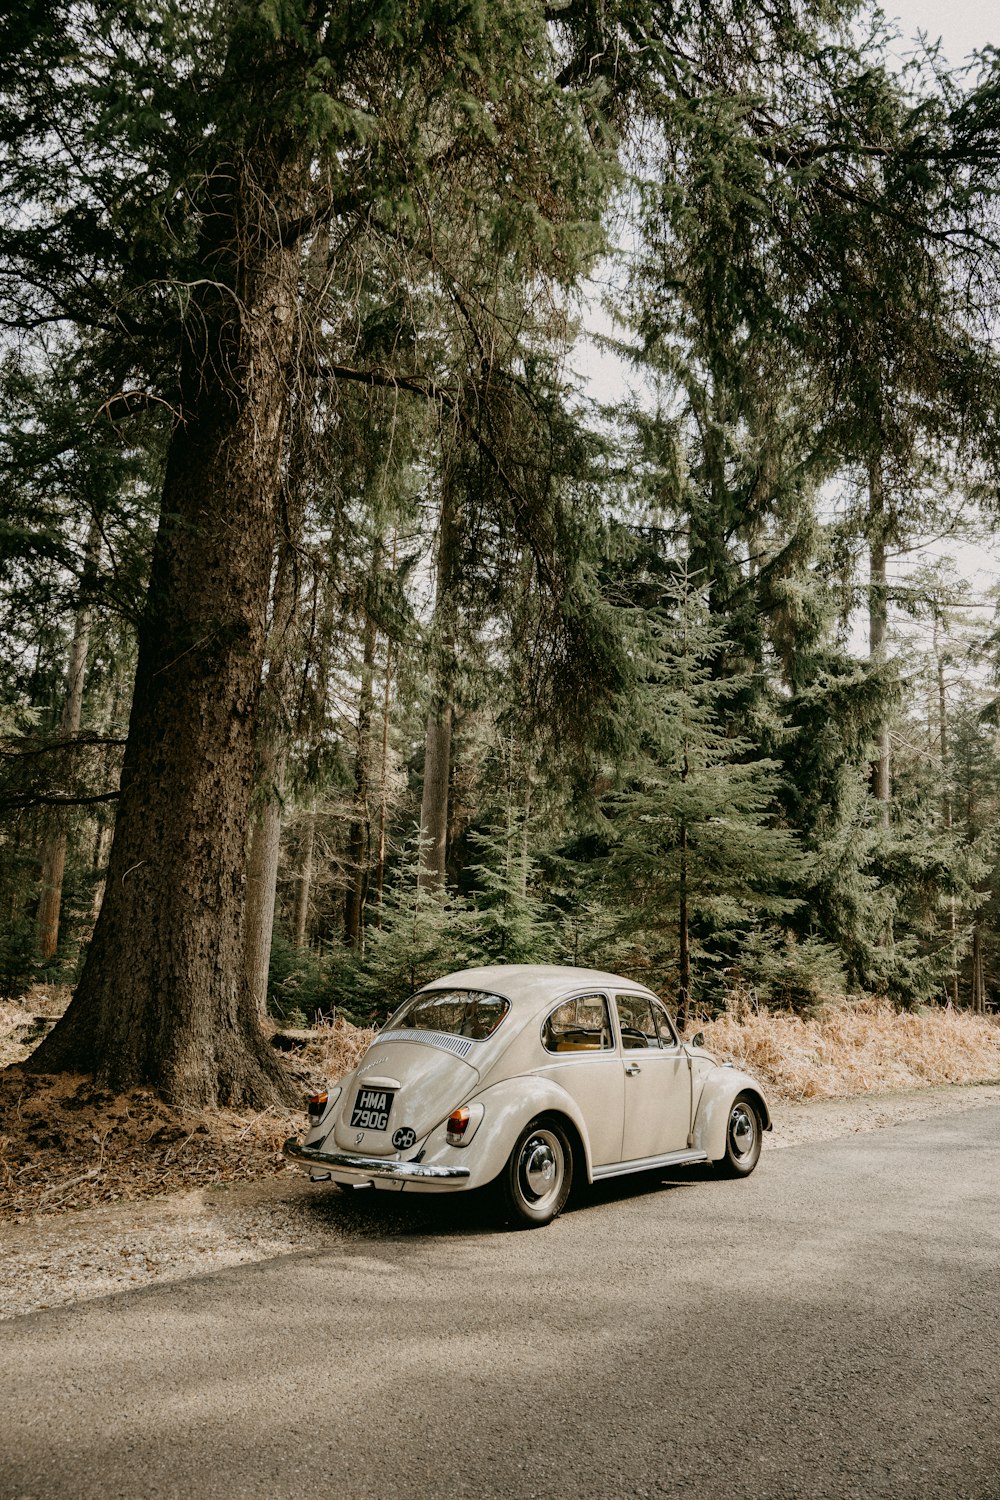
[716,1093,762,1177]
[499,1117,573,1228]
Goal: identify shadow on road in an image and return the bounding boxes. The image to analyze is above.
[295,1159,715,1241]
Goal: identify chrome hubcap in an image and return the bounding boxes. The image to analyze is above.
[519,1131,562,1204]
[730,1105,756,1158]
[524,1140,556,1195]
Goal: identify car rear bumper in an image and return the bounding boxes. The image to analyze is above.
[282,1136,471,1184]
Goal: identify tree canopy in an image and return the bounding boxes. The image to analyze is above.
[3,0,1000,1104]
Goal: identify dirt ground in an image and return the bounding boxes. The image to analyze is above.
[3,1078,999,1322]
[0,998,376,1224]
[0,1067,305,1221]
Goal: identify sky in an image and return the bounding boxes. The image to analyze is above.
[884,0,996,67]
[868,2,1000,656]
[573,0,1000,665]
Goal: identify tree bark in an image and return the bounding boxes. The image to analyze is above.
[293,803,317,949]
[418,480,463,893]
[36,517,101,960]
[29,107,308,1106]
[868,455,891,827]
[344,582,379,948]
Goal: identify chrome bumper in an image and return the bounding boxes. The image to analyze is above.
[282,1137,471,1182]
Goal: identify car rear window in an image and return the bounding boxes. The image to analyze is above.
[384,989,510,1041]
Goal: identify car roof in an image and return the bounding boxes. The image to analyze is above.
[419,964,659,1016]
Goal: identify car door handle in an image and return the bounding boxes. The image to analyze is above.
[625,1063,642,1076]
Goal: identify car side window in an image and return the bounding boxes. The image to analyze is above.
[615,994,661,1049]
[650,997,679,1047]
[542,994,613,1053]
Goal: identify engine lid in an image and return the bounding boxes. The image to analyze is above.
[331,1035,480,1157]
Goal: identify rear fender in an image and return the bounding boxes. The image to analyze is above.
[434,1075,593,1190]
[692,1067,772,1161]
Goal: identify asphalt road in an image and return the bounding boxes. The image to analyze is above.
[2,1107,999,1500]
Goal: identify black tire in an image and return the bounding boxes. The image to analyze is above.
[716,1092,762,1177]
[498,1117,573,1228]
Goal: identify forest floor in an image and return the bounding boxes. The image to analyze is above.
[2,988,1000,1319]
[0,988,377,1223]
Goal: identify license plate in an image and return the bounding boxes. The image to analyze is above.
[349,1087,396,1132]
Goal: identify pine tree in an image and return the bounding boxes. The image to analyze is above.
[331,835,477,1022]
[10,0,615,1104]
[464,820,559,966]
[604,566,807,1026]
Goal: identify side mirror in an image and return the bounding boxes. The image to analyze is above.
[689,1031,705,1049]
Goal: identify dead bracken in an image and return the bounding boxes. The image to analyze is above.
[699,998,1000,1100]
[2,989,998,1223]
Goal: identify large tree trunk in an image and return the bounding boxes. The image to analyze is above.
[36,517,101,960]
[30,118,307,1106]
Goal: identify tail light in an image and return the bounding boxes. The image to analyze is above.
[307,1090,329,1121]
[446,1107,470,1145]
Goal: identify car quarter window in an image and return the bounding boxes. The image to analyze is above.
[542,993,613,1053]
[615,993,661,1049]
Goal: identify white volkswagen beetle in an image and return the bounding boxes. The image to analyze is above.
[283,964,771,1227]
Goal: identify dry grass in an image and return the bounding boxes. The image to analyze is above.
[0,985,71,1068]
[3,995,1000,1222]
[0,999,37,1068]
[294,1016,379,1079]
[0,1068,310,1222]
[699,999,1000,1102]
